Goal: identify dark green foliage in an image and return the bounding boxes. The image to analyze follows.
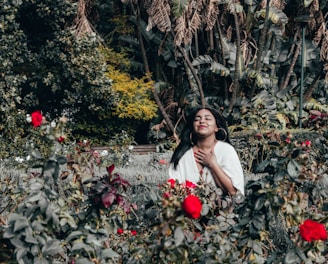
[1,129,327,263]
[0,0,117,156]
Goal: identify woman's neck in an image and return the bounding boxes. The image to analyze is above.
[195,136,217,150]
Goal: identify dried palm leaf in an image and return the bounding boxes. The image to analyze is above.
[174,16,186,46]
[320,29,328,61]
[73,0,95,37]
[146,0,171,32]
[204,0,219,31]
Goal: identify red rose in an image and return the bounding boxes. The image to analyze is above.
[117,228,124,235]
[131,230,137,236]
[57,136,65,143]
[305,140,311,147]
[167,178,176,188]
[299,219,327,242]
[31,110,43,127]
[185,180,196,189]
[159,159,167,165]
[182,195,202,219]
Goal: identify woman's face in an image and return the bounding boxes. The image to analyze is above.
[193,109,219,137]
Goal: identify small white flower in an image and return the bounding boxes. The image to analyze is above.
[100,150,109,157]
[15,157,24,163]
[128,145,134,150]
[26,114,31,123]
[50,121,56,128]
[26,155,31,161]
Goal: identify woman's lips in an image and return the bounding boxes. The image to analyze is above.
[198,125,207,129]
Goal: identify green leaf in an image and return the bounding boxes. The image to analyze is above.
[254,195,266,211]
[284,249,300,264]
[201,204,210,215]
[287,159,302,178]
[75,258,94,264]
[42,239,63,256]
[33,257,50,264]
[14,217,29,232]
[3,227,15,239]
[100,248,120,259]
[10,238,25,248]
[252,215,265,230]
[71,242,94,253]
[24,227,38,244]
[172,0,189,17]
[31,149,42,159]
[56,155,67,164]
[174,227,184,247]
[255,160,270,173]
[16,248,27,261]
[252,240,263,255]
[8,213,22,223]
[238,217,251,226]
[66,231,83,242]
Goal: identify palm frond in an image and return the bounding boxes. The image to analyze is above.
[172,0,189,17]
[204,0,219,31]
[146,0,171,32]
[304,98,328,113]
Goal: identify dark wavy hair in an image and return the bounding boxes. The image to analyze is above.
[170,106,231,169]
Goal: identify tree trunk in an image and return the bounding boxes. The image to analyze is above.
[228,4,241,113]
[135,4,177,139]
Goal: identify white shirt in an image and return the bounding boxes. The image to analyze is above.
[168,141,244,195]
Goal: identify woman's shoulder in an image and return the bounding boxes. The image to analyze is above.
[215,141,236,152]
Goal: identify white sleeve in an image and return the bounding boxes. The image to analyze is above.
[168,163,185,183]
[216,142,245,195]
[168,149,200,184]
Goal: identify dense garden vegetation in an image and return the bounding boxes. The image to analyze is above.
[0,0,327,263]
[0,110,327,263]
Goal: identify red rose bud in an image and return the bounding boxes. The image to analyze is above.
[167,178,176,188]
[159,159,167,165]
[117,228,124,235]
[182,195,202,219]
[31,110,43,127]
[131,230,137,236]
[185,180,196,189]
[299,219,327,242]
[57,136,65,143]
[305,140,311,147]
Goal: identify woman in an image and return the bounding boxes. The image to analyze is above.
[169,107,244,196]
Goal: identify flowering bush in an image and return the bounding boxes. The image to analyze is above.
[0,127,327,263]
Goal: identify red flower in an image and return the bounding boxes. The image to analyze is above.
[101,192,115,208]
[185,180,196,189]
[299,219,327,242]
[163,192,171,199]
[305,140,311,147]
[31,110,43,127]
[57,136,65,143]
[159,159,167,165]
[131,230,137,236]
[117,228,124,235]
[285,137,291,144]
[167,178,176,188]
[182,195,202,219]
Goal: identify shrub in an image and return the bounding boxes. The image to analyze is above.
[0,125,327,263]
